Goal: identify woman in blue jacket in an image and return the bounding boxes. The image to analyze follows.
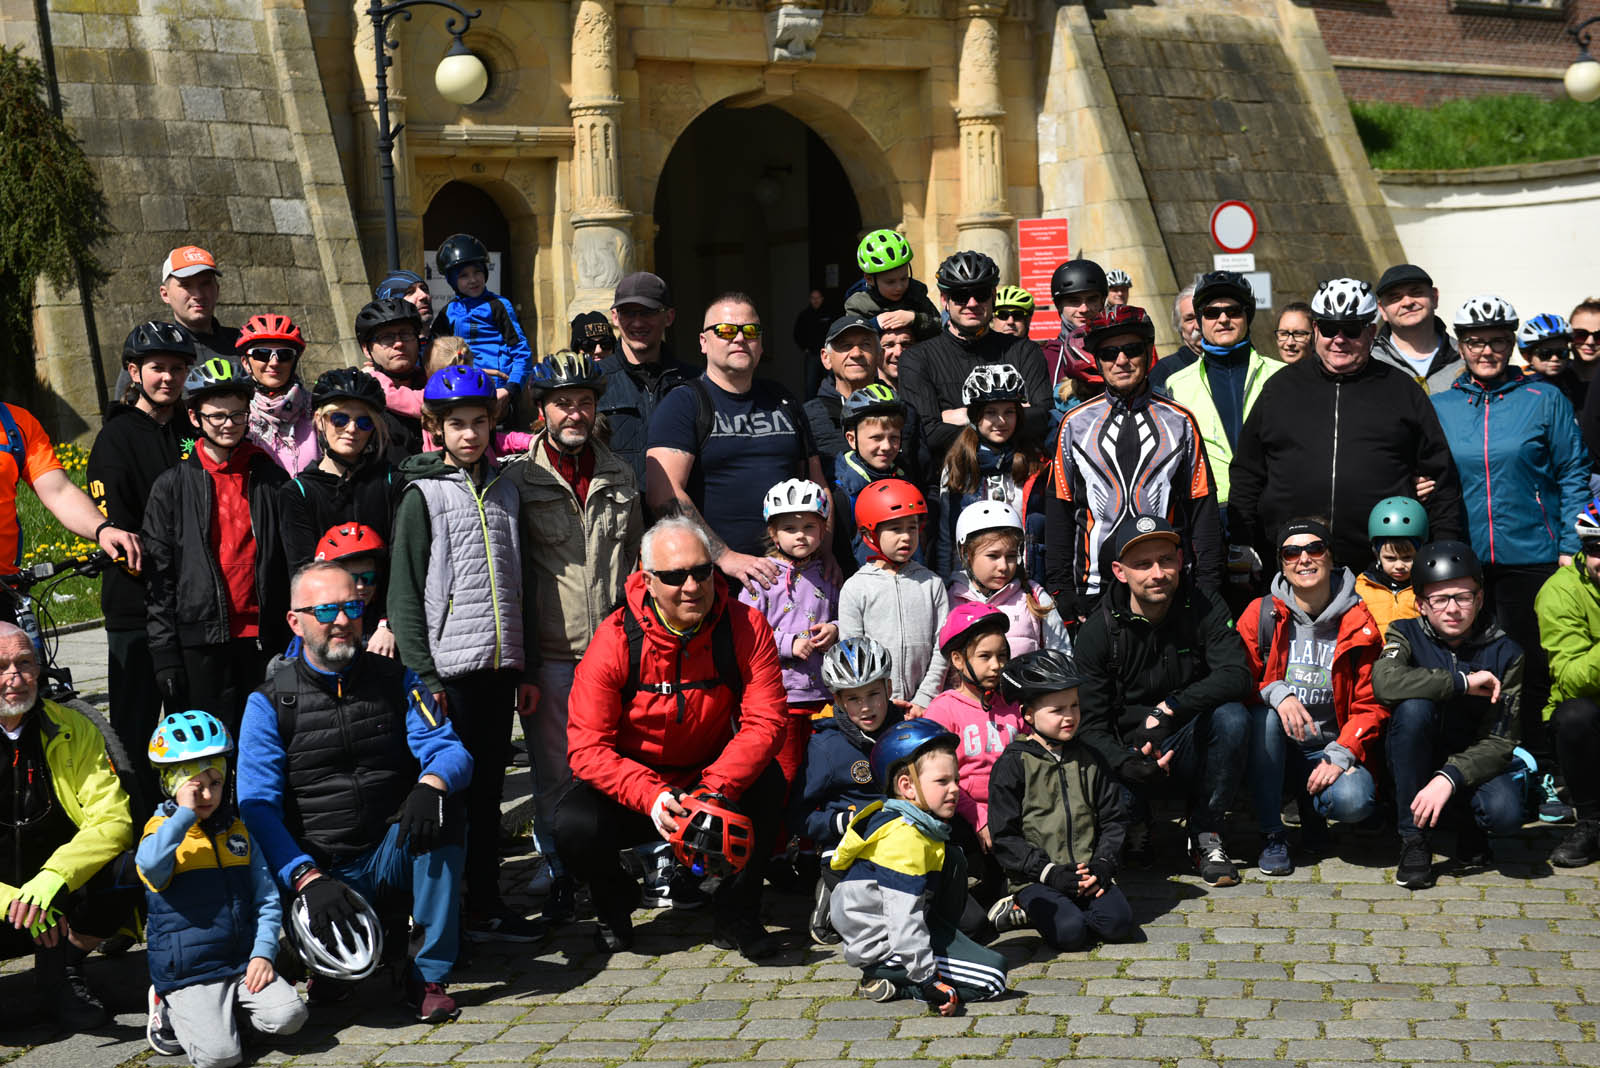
[1432,295,1590,744]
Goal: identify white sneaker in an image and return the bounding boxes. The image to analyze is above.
[147,985,182,1056]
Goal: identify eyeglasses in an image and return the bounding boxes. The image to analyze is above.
[651,562,715,587]
[292,600,366,624]
[1574,329,1600,344]
[944,287,994,305]
[1316,320,1368,341]
[199,410,249,427]
[1095,341,1150,363]
[1275,329,1312,342]
[1423,591,1477,611]
[348,570,380,587]
[702,323,762,341]
[1459,335,1513,355]
[1279,540,1329,562]
[327,412,375,432]
[371,331,414,348]
[1201,304,1244,321]
[993,309,1028,322]
[247,347,299,364]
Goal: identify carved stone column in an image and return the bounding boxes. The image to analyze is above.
[954,2,1013,279]
[570,0,632,317]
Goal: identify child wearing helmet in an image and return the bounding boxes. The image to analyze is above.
[834,384,916,568]
[309,523,395,658]
[1355,496,1428,638]
[838,479,949,708]
[236,313,318,474]
[789,637,906,945]
[138,711,307,1064]
[829,719,1009,1013]
[844,229,940,341]
[987,649,1136,951]
[739,479,842,785]
[415,339,536,461]
[388,365,543,940]
[949,500,1069,656]
[431,233,532,411]
[934,363,1042,579]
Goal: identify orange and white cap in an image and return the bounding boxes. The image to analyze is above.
[161,245,220,280]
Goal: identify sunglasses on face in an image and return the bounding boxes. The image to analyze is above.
[348,570,380,587]
[1574,329,1600,344]
[651,562,715,587]
[1528,345,1570,361]
[327,412,375,432]
[581,338,615,353]
[1280,540,1329,562]
[1201,304,1244,321]
[702,323,762,341]
[993,309,1028,322]
[945,287,994,305]
[1315,320,1367,341]
[1095,341,1150,363]
[292,600,366,624]
[247,347,299,364]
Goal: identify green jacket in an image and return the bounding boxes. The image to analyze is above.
[1536,559,1600,720]
[1163,348,1282,505]
[987,734,1129,891]
[0,700,133,901]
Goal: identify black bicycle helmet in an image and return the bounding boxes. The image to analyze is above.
[1411,539,1482,595]
[435,233,489,277]
[934,251,1000,292]
[526,350,608,401]
[1050,257,1108,303]
[1193,270,1257,324]
[354,299,422,345]
[123,321,196,365]
[999,649,1081,707]
[311,367,386,411]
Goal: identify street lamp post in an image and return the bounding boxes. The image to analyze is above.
[369,0,490,272]
[1564,15,1600,104]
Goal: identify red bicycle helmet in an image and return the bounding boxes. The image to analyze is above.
[854,478,927,535]
[1083,304,1156,354]
[238,313,306,351]
[670,789,755,878]
[314,523,387,562]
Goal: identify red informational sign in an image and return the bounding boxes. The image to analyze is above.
[1017,218,1071,343]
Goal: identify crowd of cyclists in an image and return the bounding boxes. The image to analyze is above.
[0,227,1597,1046]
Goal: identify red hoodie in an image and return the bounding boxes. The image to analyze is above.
[567,570,789,813]
[197,439,262,639]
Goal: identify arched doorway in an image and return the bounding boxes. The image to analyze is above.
[654,104,863,395]
[422,181,514,321]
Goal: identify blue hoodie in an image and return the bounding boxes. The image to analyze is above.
[435,289,532,389]
[789,704,905,850]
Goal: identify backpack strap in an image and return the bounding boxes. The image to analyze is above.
[266,660,301,747]
[619,602,646,706]
[617,600,746,715]
[710,608,745,705]
[0,405,28,567]
[1256,596,1277,667]
[691,378,716,453]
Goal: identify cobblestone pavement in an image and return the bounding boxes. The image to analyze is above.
[1,634,1594,1066]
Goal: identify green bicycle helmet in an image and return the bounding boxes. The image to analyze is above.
[857,229,913,274]
[184,356,254,404]
[1368,496,1428,544]
[995,285,1035,313]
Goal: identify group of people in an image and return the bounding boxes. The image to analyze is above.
[0,226,1598,1047]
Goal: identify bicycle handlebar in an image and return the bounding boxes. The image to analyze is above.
[1,551,114,590]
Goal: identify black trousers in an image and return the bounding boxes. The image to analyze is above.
[443,668,518,913]
[1552,697,1600,821]
[0,851,141,960]
[107,628,162,807]
[554,763,787,920]
[1485,562,1557,750]
[181,638,271,741]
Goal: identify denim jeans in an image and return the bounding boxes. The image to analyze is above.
[1386,698,1525,838]
[1137,701,1250,835]
[1247,703,1377,833]
[330,822,464,984]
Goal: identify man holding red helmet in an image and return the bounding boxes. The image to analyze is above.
[557,516,789,959]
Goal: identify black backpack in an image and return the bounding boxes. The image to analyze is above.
[617,601,745,719]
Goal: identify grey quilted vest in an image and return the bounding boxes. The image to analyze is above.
[407,466,525,679]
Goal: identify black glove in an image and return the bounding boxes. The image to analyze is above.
[156,667,187,702]
[393,782,446,854]
[918,978,960,1013]
[1044,864,1082,896]
[1120,753,1167,786]
[1086,859,1115,888]
[298,876,359,952]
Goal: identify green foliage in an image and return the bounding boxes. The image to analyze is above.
[16,442,101,625]
[0,46,110,399]
[1351,93,1600,171]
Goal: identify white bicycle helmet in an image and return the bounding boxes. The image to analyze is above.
[961,363,1026,408]
[1518,313,1572,350]
[287,889,383,981]
[762,478,830,522]
[1577,496,1600,544]
[1105,269,1132,288]
[955,500,1024,549]
[821,637,894,692]
[1310,278,1377,322]
[1454,294,1519,334]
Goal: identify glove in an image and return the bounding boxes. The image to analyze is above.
[1086,859,1115,888]
[15,870,65,915]
[298,876,359,952]
[155,667,187,702]
[1121,754,1167,786]
[918,978,960,1014]
[393,782,446,854]
[1043,865,1081,896]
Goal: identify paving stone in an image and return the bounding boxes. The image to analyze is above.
[455,1044,565,1062]
[374,1045,465,1064]
[923,1037,1004,1057]
[738,1019,816,1038]
[1380,1039,1465,1059]
[1005,1037,1077,1057]
[1076,1036,1204,1058]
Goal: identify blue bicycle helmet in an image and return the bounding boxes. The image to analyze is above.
[1518,313,1572,351]
[423,366,496,411]
[374,270,424,302]
[149,710,232,765]
[869,719,958,795]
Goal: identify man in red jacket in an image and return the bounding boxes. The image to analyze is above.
[557,516,789,959]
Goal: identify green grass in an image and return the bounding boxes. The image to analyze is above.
[1350,93,1600,171]
[15,441,103,626]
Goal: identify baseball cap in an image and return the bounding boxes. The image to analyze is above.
[570,310,614,349]
[1113,514,1180,560]
[1376,264,1432,297]
[162,246,220,280]
[612,272,672,311]
[825,314,879,346]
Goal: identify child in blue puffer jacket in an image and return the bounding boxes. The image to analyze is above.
[431,233,532,408]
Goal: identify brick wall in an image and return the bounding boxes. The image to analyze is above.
[1335,66,1563,104]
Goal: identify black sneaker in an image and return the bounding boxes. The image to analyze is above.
[1395,834,1435,889]
[809,878,840,946]
[465,909,550,944]
[544,875,577,924]
[1189,832,1240,887]
[51,962,107,1030]
[986,894,1028,934]
[712,916,778,960]
[306,974,354,1004]
[643,864,708,910]
[1454,822,1492,869]
[1551,820,1600,868]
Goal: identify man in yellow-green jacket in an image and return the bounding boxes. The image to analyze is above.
[1535,518,1600,869]
[0,623,136,1029]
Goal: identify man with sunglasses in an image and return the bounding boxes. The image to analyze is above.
[239,562,474,1021]
[142,358,289,735]
[600,272,691,490]
[1371,264,1460,395]
[897,251,1051,460]
[1229,277,1465,578]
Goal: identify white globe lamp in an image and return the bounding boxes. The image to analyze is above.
[435,39,488,106]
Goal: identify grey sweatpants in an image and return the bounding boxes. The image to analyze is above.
[164,974,307,1068]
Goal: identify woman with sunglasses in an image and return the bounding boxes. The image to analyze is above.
[236,313,318,474]
[1431,295,1589,747]
[279,369,405,573]
[1236,518,1385,877]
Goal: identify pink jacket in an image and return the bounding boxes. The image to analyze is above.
[924,688,1026,832]
[363,361,423,418]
